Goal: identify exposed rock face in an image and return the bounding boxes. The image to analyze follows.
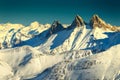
[68,15,85,29]
[90,15,119,31]
[49,21,64,34]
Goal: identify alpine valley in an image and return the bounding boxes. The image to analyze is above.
[0,15,120,80]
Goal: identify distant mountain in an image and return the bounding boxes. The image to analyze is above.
[0,14,120,80]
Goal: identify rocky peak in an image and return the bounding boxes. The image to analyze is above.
[92,15,101,22]
[90,15,118,31]
[49,20,64,34]
[90,15,104,26]
[68,15,85,29]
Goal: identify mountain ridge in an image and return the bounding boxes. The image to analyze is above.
[0,14,120,49]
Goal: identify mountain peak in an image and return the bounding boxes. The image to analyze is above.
[92,14,100,20]
[74,15,85,27]
[68,15,85,29]
[90,14,107,28]
[49,20,64,34]
[90,14,104,27]
[90,14,119,31]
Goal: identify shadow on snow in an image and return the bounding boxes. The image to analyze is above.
[85,32,120,53]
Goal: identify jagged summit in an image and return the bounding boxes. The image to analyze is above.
[68,15,85,29]
[91,14,101,21]
[90,14,118,31]
[49,20,64,34]
[90,14,105,28]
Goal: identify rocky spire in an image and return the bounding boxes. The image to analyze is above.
[49,20,64,34]
[90,14,105,28]
[68,15,85,29]
[90,14,118,31]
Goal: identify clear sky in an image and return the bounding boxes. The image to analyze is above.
[0,0,120,26]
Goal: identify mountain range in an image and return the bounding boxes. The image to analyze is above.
[0,15,120,80]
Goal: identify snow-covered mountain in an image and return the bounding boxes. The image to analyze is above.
[0,15,120,80]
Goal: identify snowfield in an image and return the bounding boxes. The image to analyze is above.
[0,15,120,80]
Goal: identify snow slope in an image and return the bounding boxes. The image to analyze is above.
[0,22,50,49]
[0,46,64,80]
[44,44,120,80]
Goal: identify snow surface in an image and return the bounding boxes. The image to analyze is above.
[0,46,64,80]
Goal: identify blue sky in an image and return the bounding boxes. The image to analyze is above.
[0,0,120,26]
